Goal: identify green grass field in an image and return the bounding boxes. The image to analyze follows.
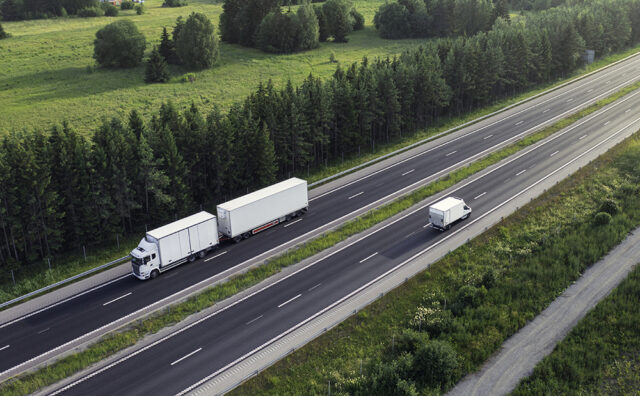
[0,0,429,134]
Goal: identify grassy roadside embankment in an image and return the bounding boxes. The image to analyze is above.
[3,44,640,307]
[2,73,640,395]
[228,133,640,394]
[512,265,640,395]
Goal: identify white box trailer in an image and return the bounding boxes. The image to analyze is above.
[217,178,309,241]
[131,211,219,280]
[428,197,472,231]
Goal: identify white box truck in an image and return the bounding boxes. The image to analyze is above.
[217,178,309,242]
[131,211,219,280]
[428,197,472,231]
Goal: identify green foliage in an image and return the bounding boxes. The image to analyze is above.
[162,0,186,7]
[594,211,612,225]
[411,340,458,387]
[513,265,640,394]
[175,12,218,69]
[134,4,142,14]
[322,0,353,42]
[77,6,103,17]
[256,4,320,53]
[145,46,170,83]
[93,20,146,68]
[599,198,619,215]
[350,8,364,30]
[1,0,21,20]
[101,3,118,16]
[120,0,133,10]
[0,23,8,39]
[220,0,281,46]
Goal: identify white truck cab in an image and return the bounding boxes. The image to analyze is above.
[130,237,160,280]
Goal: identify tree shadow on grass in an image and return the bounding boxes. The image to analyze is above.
[0,66,147,104]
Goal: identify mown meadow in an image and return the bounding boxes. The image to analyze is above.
[0,0,424,134]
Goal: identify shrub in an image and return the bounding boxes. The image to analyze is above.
[374,2,410,39]
[322,0,353,42]
[411,340,458,387]
[102,4,118,16]
[0,23,9,39]
[181,72,196,82]
[599,199,619,215]
[175,12,218,69]
[78,6,104,17]
[145,46,170,83]
[121,1,134,9]
[594,212,612,226]
[350,8,364,30]
[135,4,143,14]
[256,4,319,54]
[162,0,186,7]
[93,20,146,68]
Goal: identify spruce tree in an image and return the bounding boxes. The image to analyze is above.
[128,109,146,140]
[1,0,20,21]
[145,46,170,83]
[158,27,175,62]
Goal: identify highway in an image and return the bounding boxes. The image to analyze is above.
[2,53,640,378]
[50,80,640,395]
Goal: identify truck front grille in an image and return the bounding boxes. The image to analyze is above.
[132,263,140,277]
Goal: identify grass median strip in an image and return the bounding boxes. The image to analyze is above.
[230,135,640,393]
[2,78,640,396]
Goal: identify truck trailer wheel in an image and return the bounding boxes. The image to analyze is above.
[188,254,196,262]
[198,251,206,259]
[150,270,159,279]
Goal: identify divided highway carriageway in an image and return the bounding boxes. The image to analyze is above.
[2,53,640,381]
[50,65,640,396]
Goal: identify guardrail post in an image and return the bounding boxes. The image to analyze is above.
[116,234,120,249]
[83,246,86,262]
[11,270,15,285]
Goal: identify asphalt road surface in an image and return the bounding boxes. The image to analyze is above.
[2,51,640,378]
[48,71,640,395]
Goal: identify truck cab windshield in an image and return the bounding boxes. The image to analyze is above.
[131,256,143,266]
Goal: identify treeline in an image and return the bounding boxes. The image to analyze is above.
[2,0,640,270]
[1,0,100,20]
[220,0,363,53]
[375,0,510,39]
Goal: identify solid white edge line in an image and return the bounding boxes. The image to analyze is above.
[359,252,378,264]
[52,114,640,396]
[171,348,202,366]
[176,115,640,396]
[102,292,132,307]
[277,294,302,308]
[0,345,9,352]
[474,192,487,200]
[245,315,263,326]
[283,219,303,228]
[516,170,526,176]
[0,273,133,329]
[308,53,640,202]
[550,150,560,157]
[402,169,415,176]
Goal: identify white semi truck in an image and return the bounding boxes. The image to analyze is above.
[131,211,219,280]
[130,178,309,279]
[217,178,308,242]
[428,197,472,231]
